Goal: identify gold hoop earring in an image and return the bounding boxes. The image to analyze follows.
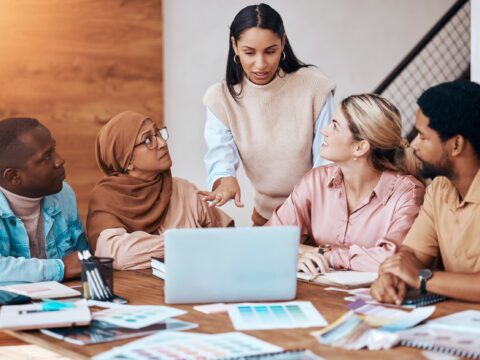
[233,54,240,64]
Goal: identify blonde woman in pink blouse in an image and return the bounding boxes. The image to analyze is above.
[267,94,425,273]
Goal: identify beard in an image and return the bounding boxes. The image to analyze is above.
[419,156,454,180]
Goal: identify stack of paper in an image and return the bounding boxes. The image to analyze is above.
[0,281,81,299]
[151,257,165,280]
[93,331,283,360]
[312,302,436,350]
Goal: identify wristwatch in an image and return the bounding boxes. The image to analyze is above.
[318,244,331,255]
[418,269,433,294]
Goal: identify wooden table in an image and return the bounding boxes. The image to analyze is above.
[3,269,480,359]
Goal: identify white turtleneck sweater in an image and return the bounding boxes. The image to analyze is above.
[0,186,46,259]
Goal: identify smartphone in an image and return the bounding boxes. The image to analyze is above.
[0,289,32,305]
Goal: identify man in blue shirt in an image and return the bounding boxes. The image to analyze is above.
[0,117,89,283]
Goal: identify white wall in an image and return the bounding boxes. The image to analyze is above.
[164,0,455,226]
[473,0,479,83]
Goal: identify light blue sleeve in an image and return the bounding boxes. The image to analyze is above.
[204,108,240,190]
[312,92,335,167]
[0,256,64,283]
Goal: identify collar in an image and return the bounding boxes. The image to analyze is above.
[463,169,480,204]
[0,189,60,219]
[0,185,41,218]
[328,168,399,205]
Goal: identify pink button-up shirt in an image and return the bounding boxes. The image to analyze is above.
[268,165,425,272]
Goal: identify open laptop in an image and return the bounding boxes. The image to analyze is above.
[164,226,300,304]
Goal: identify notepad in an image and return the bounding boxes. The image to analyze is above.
[297,271,378,288]
[0,281,81,299]
[0,299,91,330]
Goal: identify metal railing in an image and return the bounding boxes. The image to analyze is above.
[375,0,470,135]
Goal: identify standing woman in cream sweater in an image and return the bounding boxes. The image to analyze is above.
[199,3,335,225]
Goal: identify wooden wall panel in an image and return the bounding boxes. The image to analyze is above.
[0,0,163,221]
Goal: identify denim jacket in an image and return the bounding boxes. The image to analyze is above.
[0,182,89,283]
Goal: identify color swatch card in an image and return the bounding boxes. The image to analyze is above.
[93,331,283,360]
[228,301,327,330]
[93,305,186,329]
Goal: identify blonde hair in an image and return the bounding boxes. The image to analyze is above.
[341,94,420,179]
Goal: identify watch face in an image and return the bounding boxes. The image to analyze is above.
[419,269,433,280]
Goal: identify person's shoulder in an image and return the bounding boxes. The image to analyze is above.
[203,81,229,105]
[172,177,198,194]
[47,181,79,216]
[302,164,338,185]
[425,176,454,198]
[394,173,425,190]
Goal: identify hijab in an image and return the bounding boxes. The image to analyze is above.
[87,111,173,247]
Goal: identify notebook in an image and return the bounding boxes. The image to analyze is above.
[402,290,447,307]
[0,281,81,299]
[297,271,378,288]
[0,299,91,330]
[399,324,480,359]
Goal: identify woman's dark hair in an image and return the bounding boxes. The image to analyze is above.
[226,3,310,99]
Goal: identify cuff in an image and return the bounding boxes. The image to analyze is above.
[44,259,65,281]
[330,248,351,270]
[207,172,236,191]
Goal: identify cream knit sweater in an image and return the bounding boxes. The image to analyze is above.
[203,67,335,219]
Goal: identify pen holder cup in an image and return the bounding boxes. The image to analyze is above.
[80,256,114,300]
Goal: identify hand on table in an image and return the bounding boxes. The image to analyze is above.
[63,251,82,280]
[370,273,408,305]
[297,248,330,275]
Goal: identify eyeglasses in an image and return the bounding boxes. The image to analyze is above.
[135,127,169,150]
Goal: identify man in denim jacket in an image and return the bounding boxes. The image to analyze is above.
[0,118,89,283]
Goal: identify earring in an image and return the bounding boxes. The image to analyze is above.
[126,164,134,172]
[282,51,286,61]
[353,156,358,161]
[233,54,240,64]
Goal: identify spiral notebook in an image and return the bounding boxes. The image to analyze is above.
[399,324,480,359]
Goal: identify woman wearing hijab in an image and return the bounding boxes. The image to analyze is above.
[87,111,233,270]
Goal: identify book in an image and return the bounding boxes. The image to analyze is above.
[0,281,81,299]
[297,271,377,288]
[41,318,198,345]
[151,257,165,279]
[0,299,91,330]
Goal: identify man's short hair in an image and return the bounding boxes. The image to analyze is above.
[417,80,480,157]
[0,117,42,174]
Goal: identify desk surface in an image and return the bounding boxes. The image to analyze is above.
[3,269,480,360]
